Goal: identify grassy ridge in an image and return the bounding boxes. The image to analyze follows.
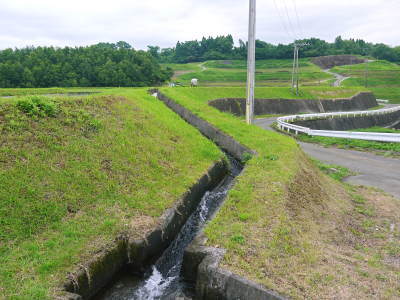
[0,89,222,298]
[161,87,400,299]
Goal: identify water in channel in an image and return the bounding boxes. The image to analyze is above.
[96,155,242,300]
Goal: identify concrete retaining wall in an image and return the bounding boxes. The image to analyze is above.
[209,92,377,116]
[294,110,400,131]
[311,55,365,69]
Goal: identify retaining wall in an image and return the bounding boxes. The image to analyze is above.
[209,92,377,116]
[294,110,400,131]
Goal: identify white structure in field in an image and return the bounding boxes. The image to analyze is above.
[191,78,198,87]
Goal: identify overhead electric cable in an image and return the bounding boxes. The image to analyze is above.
[272,0,296,42]
[282,0,298,40]
[291,0,304,37]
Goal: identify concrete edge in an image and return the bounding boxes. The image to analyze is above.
[60,159,228,299]
[151,89,255,162]
[182,233,288,300]
[208,92,378,116]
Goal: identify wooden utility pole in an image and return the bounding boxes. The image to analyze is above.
[246,0,256,125]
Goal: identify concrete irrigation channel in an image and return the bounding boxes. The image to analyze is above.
[63,91,287,300]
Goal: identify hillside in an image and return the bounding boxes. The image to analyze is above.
[331,60,400,103]
[162,58,333,87]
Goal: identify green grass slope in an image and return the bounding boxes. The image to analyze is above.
[163,58,333,86]
[331,60,400,103]
[161,87,400,299]
[0,90,222,298]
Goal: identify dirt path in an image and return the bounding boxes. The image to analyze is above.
[323,69,350,87]
[198,62,207,71]
[254,117,400,199]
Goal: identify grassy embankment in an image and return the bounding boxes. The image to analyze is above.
[162,58,333,87]
[331,60,400,103]
[0,89,223,298]
[298,127,400,155]
[0,87,105,97]
[161,87,400,299]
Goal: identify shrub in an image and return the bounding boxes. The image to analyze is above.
[17,96,59,117]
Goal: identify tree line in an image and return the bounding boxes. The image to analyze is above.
[0,41,173,88]
[148,35,400,64]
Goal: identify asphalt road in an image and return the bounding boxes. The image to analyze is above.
[255,117,400,199]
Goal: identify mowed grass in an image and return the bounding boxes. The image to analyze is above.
[298,127,400,154]
[370,87,400,104]
[332,60,400,88]
[0,89,222,298]
[161,87,400,299]
[166,58,333,86]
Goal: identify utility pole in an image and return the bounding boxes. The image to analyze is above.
[291,42,309,96]
[296,46,300,96]
[246,0,256,125]
[365,58,369,88]
[291,44,297,92]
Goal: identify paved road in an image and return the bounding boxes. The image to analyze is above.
[255,117,400,199]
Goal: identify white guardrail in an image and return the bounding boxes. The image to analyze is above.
[277,105,400,143]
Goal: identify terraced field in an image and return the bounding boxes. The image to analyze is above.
[162,58,333,87]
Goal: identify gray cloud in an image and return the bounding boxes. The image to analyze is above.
[0,0,399,50]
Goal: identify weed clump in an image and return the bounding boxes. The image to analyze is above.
[17,96,59,117]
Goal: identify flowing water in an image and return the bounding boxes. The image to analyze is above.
[96,156,242,300]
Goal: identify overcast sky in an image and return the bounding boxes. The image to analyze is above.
[1,0,399,50]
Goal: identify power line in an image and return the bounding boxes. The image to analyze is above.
[272,0,295,42]
[282,0,298,40]
[291,0,304,37]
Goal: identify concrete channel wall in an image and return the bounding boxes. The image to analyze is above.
[61,161,228,299]
[294,110,400,131]
[153,90,287,300]
[209,92,377,116]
